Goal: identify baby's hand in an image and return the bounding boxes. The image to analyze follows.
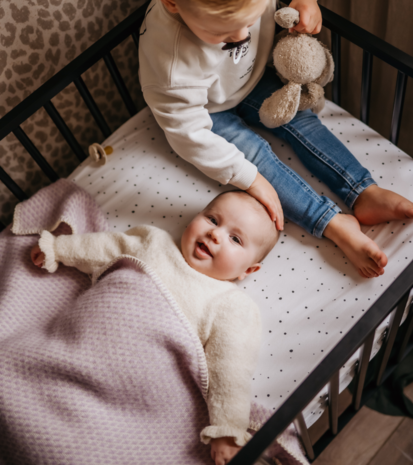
[288,0,322,35]
[31,244,45,268]
[210,437,241,465]
[246,172,284,230]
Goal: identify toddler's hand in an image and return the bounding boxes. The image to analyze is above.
[288,0,322,35]
[210,437,241,465]
[246,172,284,230]
[31,244,45,268]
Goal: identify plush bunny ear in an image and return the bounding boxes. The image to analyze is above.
[298,82,325,112]
[274,7,300,29]
[259,81,301,128]
[314,46,335,87]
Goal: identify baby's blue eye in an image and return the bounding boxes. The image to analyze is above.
[231,236,241,244]
[209,217,218,225]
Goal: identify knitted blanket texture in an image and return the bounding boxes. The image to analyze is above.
[0,179,308,465]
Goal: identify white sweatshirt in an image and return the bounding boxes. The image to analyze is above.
[138,0,277,190]
[38,225,261,446]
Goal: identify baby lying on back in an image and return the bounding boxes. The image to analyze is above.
[31,190,279,465]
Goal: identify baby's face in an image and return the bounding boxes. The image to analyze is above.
[181,193,268,281]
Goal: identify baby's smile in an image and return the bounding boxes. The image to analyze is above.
[196,242,213,258]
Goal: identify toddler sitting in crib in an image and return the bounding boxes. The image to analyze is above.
[138,0,413,279]
[31,190,279,465]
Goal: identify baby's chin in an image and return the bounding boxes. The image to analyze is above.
[183,253,238,281]
[180,240,240,281]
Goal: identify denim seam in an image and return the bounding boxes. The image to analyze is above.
[282,124,362,191]
[313,204,339,238]
[265,148,330,206]
[242,100,371,202]
[238,106,335,207]
[242,97,262,112]
[344,177,377,208]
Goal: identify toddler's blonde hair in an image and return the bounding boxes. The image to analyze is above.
[179,0,267,19]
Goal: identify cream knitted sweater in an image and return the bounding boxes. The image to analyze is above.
[138,0,277,190]
[38,225,261,446]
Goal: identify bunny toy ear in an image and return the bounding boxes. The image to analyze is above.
[274,7,300,29]
[314,46,335,87]
[259,81,301,128]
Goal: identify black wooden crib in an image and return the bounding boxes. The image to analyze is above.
[1,1,413,463]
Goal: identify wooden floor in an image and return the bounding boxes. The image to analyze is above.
[313,383,413,465]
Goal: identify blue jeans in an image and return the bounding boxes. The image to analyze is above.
[210,67,376,238]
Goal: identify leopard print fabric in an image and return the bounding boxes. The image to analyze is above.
[0,0,147,225]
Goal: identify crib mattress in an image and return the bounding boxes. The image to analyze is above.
[69,100,413,427]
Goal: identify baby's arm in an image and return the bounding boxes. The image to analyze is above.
[289,0,322,34]
[30,229,146,275]
[201,292,261,464]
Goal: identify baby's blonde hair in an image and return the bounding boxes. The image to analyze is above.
[178,0,266,19]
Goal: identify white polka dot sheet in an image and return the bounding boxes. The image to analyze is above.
[68,100,413,428]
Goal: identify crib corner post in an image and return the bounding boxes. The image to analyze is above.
[353,331,375,411]
[294,412,315,461]
[328,370,339,435]
[376,291,410,386]
[397,298,413,363]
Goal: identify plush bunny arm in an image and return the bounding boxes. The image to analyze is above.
[298,82,325,112]
[259,81,301,128]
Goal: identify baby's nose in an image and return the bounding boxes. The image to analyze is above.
[208,228,220,243]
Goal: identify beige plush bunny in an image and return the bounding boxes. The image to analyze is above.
[259,7,334,128]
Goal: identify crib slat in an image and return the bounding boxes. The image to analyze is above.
[360,50,373,125]
[293,412,315,460]
[376,290,410,385]
[397,298,413,363]
[74,77,111,139]
[331,31,341,106]
[328,370,339,435]
[13,127,59,183]
[132,31,140,52]
[390,71,407,145]
[353,331,375,410]
[43,101,87,162]
[103,52,137,117]
[0,166,28,202]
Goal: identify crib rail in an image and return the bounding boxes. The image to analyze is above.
[0,2,413,463]
[0,1,148,227]
[230,261,413,464]
[320,5,413,145]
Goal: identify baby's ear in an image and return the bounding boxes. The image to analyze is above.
[237,263,262,281]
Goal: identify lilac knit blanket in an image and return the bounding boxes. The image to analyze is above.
[0,180,308,465]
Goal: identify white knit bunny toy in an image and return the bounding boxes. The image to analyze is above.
[259,7,334,128]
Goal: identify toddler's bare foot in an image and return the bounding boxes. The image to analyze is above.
[354,185,413,225]
[323,213,388,278]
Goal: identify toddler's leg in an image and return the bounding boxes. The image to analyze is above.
[210,109,340,238]
[233,69,394,277]
[239,68,376,211]
[241,67,413,226]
